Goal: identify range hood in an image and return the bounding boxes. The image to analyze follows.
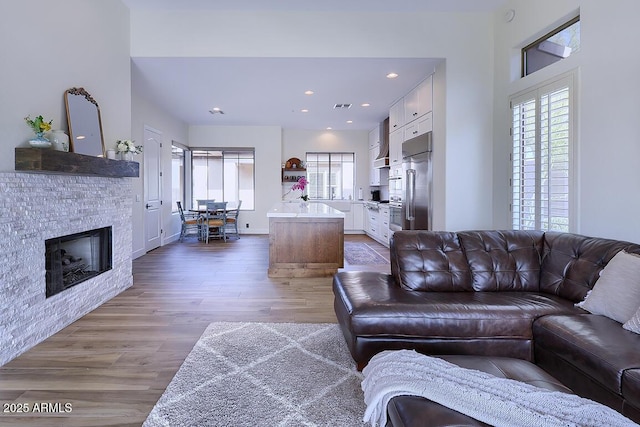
[374,118,389,168]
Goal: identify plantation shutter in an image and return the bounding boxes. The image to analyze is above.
[511,95,537,230]
[511,75,573,232]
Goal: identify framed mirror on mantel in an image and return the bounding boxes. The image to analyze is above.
[64,87,105,157]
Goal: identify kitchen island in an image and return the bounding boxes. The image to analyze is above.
[267,202,345,278]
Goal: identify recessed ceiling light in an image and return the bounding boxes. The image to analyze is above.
[346,120,353,124]
[304,90,314,95]
[326,127,333,130]
[209,107,225,115]
[301,109,309,113]
[386,72,399,79]
[361,103,370,107]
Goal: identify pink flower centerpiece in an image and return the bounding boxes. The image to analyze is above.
[284,176,309,201]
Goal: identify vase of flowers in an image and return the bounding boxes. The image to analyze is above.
[24,115,53,148]
[115,139,143,161]
[282,176,309,201]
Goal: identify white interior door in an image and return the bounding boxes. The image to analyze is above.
[144,126,162,252]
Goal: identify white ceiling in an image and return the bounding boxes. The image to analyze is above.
[125,0,506,131]
[122,0,506,13]
[132,57,443,131]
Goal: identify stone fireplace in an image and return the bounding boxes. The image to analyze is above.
[45,226,113,298]
[0,172,134,365]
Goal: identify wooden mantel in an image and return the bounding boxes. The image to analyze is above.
[15,148,139,178]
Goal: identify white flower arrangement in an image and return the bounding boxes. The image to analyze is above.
[116,139,143,154]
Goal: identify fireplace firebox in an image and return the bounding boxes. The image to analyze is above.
[45,226,113,298]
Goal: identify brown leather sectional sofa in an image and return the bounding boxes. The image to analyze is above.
[333,230,640,423]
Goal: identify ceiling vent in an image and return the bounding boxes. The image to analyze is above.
[333,103,352,109]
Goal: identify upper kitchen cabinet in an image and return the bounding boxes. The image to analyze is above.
[389,99,404,133]
[369,146,381,186]
[389,129,403,176]
[368,126,381,150]
[404,75,433,125]
[404,111,433,142]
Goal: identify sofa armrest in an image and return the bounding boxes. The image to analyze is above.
[333,271,421,313]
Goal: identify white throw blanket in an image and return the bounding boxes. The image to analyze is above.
[362,350,639,427]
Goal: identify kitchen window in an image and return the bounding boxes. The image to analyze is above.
[305,152,355,200]
[191,148,255,210]
[510,73,575,232]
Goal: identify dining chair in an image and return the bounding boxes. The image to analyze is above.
[196,199,215,212]
[176,201,201,241]
[224,200,242,239]
[201,201,228,243]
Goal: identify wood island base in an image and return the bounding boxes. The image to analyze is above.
[268,217,344,278]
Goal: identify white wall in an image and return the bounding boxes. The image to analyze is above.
[129,9,496,231]
[189,126,283,233]
[492,0,640,243]
[0,0,131,171]
[131,65,189,256]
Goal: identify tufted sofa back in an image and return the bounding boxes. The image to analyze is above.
[390,230,640,298]
[539,232,640,301]
[390,231,472,291]
[457,230,544,292]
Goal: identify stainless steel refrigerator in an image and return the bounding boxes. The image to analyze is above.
[401,132,433,230]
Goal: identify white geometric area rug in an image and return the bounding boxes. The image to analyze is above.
[143,322,366,427]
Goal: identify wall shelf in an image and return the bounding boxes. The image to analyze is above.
[15,148,139,178]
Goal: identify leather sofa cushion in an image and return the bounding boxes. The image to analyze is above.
[333,271,578,339]
[387,356,572,427]
[457,230,544,292]
[623,369,640,410]
[533,314,640,395]
[390,231,473,292]
[540,232,640,302]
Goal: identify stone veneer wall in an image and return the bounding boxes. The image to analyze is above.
[0,172,134,365]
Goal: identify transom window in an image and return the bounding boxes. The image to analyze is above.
[305,153,355,200]
[522,16,580,77]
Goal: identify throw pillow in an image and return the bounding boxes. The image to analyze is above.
[575,250,640,324]
[624,307,640,334]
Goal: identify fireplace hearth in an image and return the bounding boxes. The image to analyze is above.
[45,227,113,298]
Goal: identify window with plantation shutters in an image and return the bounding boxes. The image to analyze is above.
[511,74,574,232]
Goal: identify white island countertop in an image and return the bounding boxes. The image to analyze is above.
[267,201,345,218]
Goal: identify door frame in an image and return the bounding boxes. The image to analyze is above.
[144,125,163,252]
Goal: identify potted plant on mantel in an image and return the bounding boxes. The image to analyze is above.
[24,115,53,148]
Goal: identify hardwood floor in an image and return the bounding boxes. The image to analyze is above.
[0,234,389,426]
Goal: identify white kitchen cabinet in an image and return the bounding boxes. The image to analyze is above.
[379,205,390,246]
[352,203,365,230]
[366,208,379,237]
[369,146,380,186]
[389,129,403,176]
[404,111,433,141]
[389,99,405,133]
[343,209,354,230]
[419,75,433,116]
[321,201,361,231]
[404,75,433,125]
[403,87,419,125]
[368,126,380,150]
